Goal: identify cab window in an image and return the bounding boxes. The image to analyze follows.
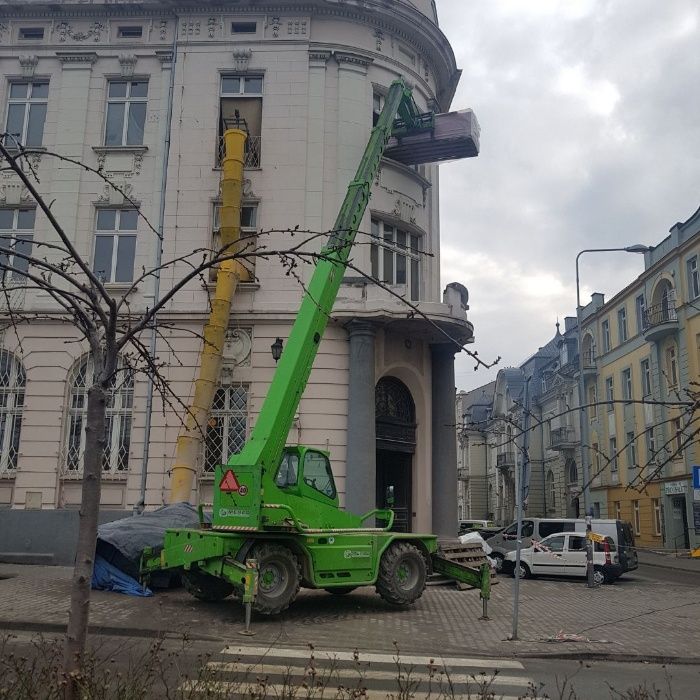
[568,535,586,551]
[275,453,299,488]
[544,535,565,552]
[538,521,575,538]
[504,520,533,538]
[303,451,336,498]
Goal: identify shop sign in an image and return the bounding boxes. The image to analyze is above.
[664,481,687,495]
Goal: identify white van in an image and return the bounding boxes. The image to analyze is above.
[486,518,637,573]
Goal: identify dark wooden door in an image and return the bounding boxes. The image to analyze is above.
[376,449,412,532]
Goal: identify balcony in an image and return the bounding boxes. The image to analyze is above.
[549,426,577,450]
[643,296,678,342]
[496,451,515,469]
[217,134,261,168]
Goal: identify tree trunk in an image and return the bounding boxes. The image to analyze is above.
[63,381,107,698]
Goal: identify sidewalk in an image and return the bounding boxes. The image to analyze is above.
[636,549,700,573]
[2,563,699,663]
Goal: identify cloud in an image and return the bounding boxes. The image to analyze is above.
[436,0,700,391]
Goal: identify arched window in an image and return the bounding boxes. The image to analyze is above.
[567,458,578,485]
[204,383,248,472]
[63,355,133,475]
[547,470,556,510]
[0,349,26,475]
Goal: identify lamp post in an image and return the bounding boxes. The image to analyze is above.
[575,244,650,587]
[271,337,284,363]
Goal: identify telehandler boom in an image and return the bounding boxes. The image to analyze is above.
[142,79,486,625]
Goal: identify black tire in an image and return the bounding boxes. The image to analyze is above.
[376,542,427,606]
[492,552,504,573]
[253,543,300,615]
[324,586,357,595]
[514,562,531,579]
[182,569,235,602]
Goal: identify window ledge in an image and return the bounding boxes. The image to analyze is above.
[92,145,148,155]
[0,472,17,480]
[61,472,128,481]
[103,283,138,296]
[205,281,260,291]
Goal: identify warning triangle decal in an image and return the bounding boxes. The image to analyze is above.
[219,469,241,492]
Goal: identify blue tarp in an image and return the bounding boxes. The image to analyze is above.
[92,554,153,596]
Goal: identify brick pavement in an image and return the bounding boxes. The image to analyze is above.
[1,563,699,661]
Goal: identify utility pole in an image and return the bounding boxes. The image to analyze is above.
[511,375,531,641]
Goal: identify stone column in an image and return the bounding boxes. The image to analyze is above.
[431,344,458,537]
[345,321,376,515]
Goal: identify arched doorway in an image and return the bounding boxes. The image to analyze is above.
[375,377,415,532]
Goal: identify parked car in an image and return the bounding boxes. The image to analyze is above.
[488,518,637,573]
[458,519,496,536]
[502,532,621,585]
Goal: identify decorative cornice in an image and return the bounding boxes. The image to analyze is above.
[308,49,331,64]
[232,48,252,71]
[155,49,173,64]
[335,50,373,69]
[56,51,98,65]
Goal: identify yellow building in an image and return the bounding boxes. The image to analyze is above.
[580,206,700,551]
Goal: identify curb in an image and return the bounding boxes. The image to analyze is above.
[2,620,700,666]
[637,558,700,574]
[0,620,224,643]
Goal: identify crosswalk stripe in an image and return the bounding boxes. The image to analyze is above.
[221,645,525,670]
[205,661,533,687]
[182,680,524,699]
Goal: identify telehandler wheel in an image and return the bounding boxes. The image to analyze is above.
[324,586,357,595]
[252,543,301,615]
[182,569,235,602]
[376,542,427,606]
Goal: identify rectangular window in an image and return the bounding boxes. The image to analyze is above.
[104,80,148,146]
[591,442,600,474]
[614,500,621,520]
[372,92,384,126]
[5,81,49,148]
[609,437,618,472]
[602,319,611,353]
[622,368,632,401]
[605,376,614,411]
[204,384,248,472]
[645,428,656,462]
[673,417,683,456]
[219,75,263,167]
[0,208,35,280]
[652,498,661,536]
[626,431,636,468]
[688,256,700,300]
[641,358,652,396]
[588,384,597,418]
[370,219,421,301]
[19,27,44,40]
[633,500,641,536]
[593,502,601,518]
[93,208,137,283]
[232,21,257,34]
[618,306,628,343]
[666,345,678,387]
[211,201,258,281]
[117,26,143,38]
[635,294,646,333]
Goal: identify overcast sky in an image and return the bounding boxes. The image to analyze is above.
[435,0,700,391]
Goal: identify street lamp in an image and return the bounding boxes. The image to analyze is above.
[575,244,651,587]
[271,337,284,363]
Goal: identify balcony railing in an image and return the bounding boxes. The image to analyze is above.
[582,349,596,368]
[642,292,678,341]
[550,426,577,449]
[496,451,515,469]
[643,300,677,328]
[217,134,261,168]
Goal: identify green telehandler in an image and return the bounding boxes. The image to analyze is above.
[141,79,487,629]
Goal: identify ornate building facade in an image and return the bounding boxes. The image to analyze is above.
[0,0,473,559]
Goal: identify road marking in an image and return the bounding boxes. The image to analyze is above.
[221,645,525,670]
[206,661,532,687]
